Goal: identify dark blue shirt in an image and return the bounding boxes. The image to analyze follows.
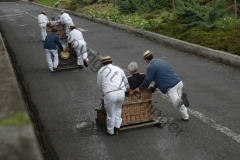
[44,33,63,50]
[127,73,146,90]
[139,59,181,94]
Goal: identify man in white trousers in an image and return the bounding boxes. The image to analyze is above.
[60,11,73,34]
[44,29,63,73]
[135,50,190,121]
[37,11,49,42]
[65,24,88,68]
[97,56,130,136]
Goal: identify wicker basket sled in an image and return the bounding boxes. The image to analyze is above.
[47,24,66,39]
[95,89,162,132]
[46,24,85,70]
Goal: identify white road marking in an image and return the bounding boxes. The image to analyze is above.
[188,108,240,144]
[77,28,87,31]
[0,13,26,18]
[6,19,16,21]
[20,24,29,26]
[24,11,37,19]
[153,90,240,143]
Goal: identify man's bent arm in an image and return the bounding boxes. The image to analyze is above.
[55,37,63,50]
[139,67,155,90]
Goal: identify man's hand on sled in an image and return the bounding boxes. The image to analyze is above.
[64,47,70,52]
[150,86,156,93]
[128,90,134,96]
[135,87,140,93]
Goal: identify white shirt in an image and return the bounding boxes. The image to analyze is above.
[38,14,49,24]
[54,19,61,25]
[49,20,56,26]
[68,29,84,44]
[60,13,72,24]
[97,64,129,94]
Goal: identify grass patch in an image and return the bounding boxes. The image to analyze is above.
[35,0,58,7]
[0,112,30,126]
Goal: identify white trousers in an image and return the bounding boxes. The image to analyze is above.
[65,20,73,34]
[167,81,189,120]
[73,40,88,66]
[39,23,47,41]
[44,49,59,71]
[104,90,125,134]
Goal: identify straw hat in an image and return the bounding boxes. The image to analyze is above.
[60,51,70,59]
[41,11,46,15]
[70,24,76,29]
[101,56,112,63]
[142,50,153,59]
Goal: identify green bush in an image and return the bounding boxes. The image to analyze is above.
[98,0,111,3]
[67,0,98,9]
[116,0,172,14]
[215,16,240,31]
[37,0,59,6]
[37,0,240,55]
[174,0,232,30]
[149,20,186,37]
[78,4,169,30]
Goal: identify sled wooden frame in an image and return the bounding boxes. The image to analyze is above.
[46,25,81,70]
[47,24,66,39]
[95,89,162,132]
[55,49,83,71]
[95,109,162,132]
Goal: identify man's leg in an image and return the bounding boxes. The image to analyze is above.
[74,41,84,66]
[104,93,118,135]
[50,49,59,70]
[40,23,47,41]
[43,25,47,40]
[114,91,125,129]
[179,105,189,120]
[40,26,45,41]
[81,41,88,60]
[176,81,189,120]
[65,21,72,34]
[168,81,189,120]
[167,82,183,109]
[44,49,53,72]
[65,24,69,34]
[81,41,88,67]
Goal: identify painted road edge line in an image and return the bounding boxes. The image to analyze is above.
[188,108,240,144]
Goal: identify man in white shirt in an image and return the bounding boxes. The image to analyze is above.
[97,56,130,135]
[54,15,61,26]
[65,24,88,68]
[49,17,56,27]
[37,11,49,42]
[60,11,73,34]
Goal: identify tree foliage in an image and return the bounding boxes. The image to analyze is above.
[66,0,98,10]
[174,0,232,30]
[116,0,171,14]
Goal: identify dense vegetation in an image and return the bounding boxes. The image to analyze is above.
[36,0,240,56]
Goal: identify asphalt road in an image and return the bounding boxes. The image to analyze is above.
[1,2,240,160]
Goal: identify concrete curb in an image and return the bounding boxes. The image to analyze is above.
[32,2,240,69]
[0,33,43,159]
